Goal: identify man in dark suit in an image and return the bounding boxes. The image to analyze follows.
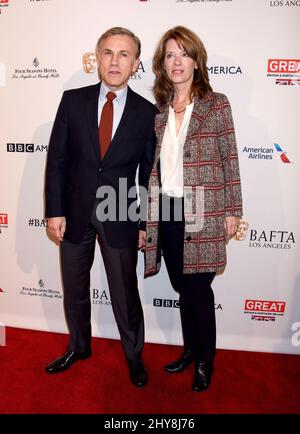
[44,27,157,387]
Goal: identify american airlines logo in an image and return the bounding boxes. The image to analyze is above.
[242,143,292,163]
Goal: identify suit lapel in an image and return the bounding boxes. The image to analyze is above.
[86,82,101,160]
[85,83,138,163]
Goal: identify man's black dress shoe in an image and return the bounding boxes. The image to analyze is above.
[192,360,213,392]
[164,349,194,373]
[127,359,148,387]
[45,349,91,374]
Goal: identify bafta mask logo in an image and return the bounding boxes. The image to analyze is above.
[234,220,249,241]
[82,52,97,74]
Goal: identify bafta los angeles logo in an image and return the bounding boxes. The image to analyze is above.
[82,52,97,74]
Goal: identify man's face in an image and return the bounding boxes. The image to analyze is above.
[97,35,139,91]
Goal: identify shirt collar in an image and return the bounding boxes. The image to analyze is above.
[100,81,128,103]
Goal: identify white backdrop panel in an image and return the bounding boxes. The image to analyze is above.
[0,0,299,354]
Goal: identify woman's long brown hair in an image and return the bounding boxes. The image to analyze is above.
[153,26,212,106]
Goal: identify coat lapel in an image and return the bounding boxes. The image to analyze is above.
[153,92,214,166]
[86,82,101,160]
[153,103,168,167]
[184,92,214,142]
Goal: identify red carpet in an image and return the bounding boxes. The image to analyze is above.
[0,327,299,414]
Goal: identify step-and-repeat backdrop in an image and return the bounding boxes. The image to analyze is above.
[1,0,299,354]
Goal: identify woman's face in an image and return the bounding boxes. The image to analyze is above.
[164,38,197,87]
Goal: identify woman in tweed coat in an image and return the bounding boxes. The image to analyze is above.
[139,26,243,392]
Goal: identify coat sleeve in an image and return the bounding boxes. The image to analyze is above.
[138,107,157,231]
[44,91,69,218]
[216,93,243,217]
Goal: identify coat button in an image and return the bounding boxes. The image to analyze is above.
[147,237,152,243]
[186,236,191,241]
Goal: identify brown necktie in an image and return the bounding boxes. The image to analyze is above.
[99,91,116,158]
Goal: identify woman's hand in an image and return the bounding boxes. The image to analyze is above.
[224,216,240,244]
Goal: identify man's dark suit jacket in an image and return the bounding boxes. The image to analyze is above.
[45,82,157,247]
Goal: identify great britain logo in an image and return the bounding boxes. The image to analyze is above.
[267,59,300,86]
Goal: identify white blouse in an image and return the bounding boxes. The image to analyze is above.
[160,102,194,198]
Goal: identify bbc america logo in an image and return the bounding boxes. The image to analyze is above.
[153,299,180,308]
[153,298,223,310]
[7,143,48,152]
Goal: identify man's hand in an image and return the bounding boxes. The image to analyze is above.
[224,216,240,244]
[47,217,66,242]
[138,230,146,251]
